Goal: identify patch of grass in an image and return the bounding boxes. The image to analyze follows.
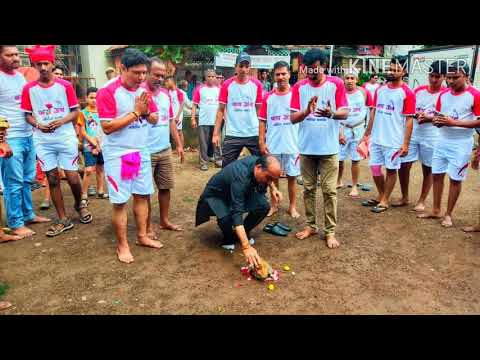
[0,282,9,298]
[183,196,194,203]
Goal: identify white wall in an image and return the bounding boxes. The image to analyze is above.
[79,45,114,88]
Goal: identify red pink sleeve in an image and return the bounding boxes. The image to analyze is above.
[290,84,301,111]
[402,89,416,115]
[373,87,379,107]
[365,89,374,107]
[20,86,33,112]
[65,83,79,108]
[255,81,263,105]
[148,96,158,113]
[219,83,228,104]
[435,94,442,112]
[176,89,184,104]
[258,94,268,121]
[469,89,480,116]
[334,81,348,109]
[96,88,117,120]
[192,86,201,105]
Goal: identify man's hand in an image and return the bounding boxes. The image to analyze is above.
[314,100,332,118]
[307,96,318,116]
[48,119,66,131]
[399,143,409,157]
[212,132,220,148]
[339,134,347,145]
[417,112,428,124]
[243,246,261,268]
[259,142,270,155]
[38,123,53,133]
[134,92,149,115]
[271,188,283,204]
[174,116,181,126]
[0,143,13,158]
[433,115,455,128]
[191,118,198,129]
[177,146,185,163]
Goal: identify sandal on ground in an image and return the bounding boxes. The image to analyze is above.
[46,219,74,237]
[274,222,292,232]
[362,199,379,207]
[263,223,289,237]
[96,193,109,199]
[87,186,97,197]
[75,200,93,224]
[371,205,388,213]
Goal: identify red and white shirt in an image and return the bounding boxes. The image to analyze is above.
[169,88,185,127]
[219,76,263,137]
[96,77,158,159]
[342,87,373,128]
[363,82,380,98]
[258,88,298,155]
[141,83,174,154]
[371,83,416,148]
[20,78,79,144]
[192,84,220,126]
[411,85,446,145]
[290,77,349,155]
[0,70,30,139]
[435,86,480,142]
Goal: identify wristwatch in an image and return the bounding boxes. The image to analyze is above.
[329,113,335,119]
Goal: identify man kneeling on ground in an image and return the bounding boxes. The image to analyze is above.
[195,155,282,267]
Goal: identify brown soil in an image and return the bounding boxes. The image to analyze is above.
[1,152,480,314]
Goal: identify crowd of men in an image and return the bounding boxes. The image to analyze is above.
[1,45,480,270]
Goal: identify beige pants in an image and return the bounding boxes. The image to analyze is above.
[300,154,338,235]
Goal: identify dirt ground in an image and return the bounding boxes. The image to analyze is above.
[1,151,480,315]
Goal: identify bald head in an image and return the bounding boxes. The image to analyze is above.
[254,155,282,184]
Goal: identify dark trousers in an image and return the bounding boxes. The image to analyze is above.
[198,126,222,165]
[217,205,270,246]
[222,136,261,168]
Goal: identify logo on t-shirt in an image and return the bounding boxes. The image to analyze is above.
[451,109,459,120]
[14,95,20,101]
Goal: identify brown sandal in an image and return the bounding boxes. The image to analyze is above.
[46,219,74,237]
[75,200,93,224]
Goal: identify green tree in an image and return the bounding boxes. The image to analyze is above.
[134,45,223,75]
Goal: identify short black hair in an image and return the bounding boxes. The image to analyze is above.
[303,48,328,66]
[429,60,448,75]
[86,87,97,96]
[273,61,289,71]
[369,73,378,80]
[216,71,223,76]
[53,65,64,73]
[0,45,16,54]
[121,48,151,70]
[447,60,470,76]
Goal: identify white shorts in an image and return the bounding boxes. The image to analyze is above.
[369,143,402,170]
[400,142,419,163]
[432,139,472,181]
[418,143,435,168]
[104,152,154,204]
[35,139,79,172]
[273,154,301,177]
[339,136,362,162]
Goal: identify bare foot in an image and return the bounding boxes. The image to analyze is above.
[159,222,183,232]
[12,226,35,238]
[295,227,319,240]
[267,206,279,217]
[336,182,345,189]
[0,233,22,243]
[147,232,159,240]
[462,224,480,232]
[413,203,426,212]
[326,234,340,249]
[349,187,359,197]
[417,211,442,219]
[288,207,300,219]
[441,215,453,228]
[116,245,134,264]
[391,199,409,207]
[0,301,12,311]
[136,235,164,249]
[27,215,51,224]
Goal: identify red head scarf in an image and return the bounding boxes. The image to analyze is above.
[25,45,56,63]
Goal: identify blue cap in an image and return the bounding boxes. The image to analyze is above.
[236,52,251,65]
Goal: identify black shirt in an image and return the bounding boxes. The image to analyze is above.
[197,156,267,227]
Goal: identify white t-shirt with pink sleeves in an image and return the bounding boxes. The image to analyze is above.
[96,77,158,160]
[435,86,480,142]
[411,85,446,145]
[219,76,263,137]
[169,88,185,128]
[0,70,30,139]
[371,83,416,148]
[258,88,298,155]
[363,82,380,98]
[342,87,373,127]
[192,84,220,126]
[20,78,79,144]
[141,83,174,154]
[290,77,349,155]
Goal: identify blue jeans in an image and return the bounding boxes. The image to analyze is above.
[0,136,36,229]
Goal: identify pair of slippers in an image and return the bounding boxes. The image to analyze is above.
[361,199,388,213]
[342,183,372,192]
[263,222,292,237]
